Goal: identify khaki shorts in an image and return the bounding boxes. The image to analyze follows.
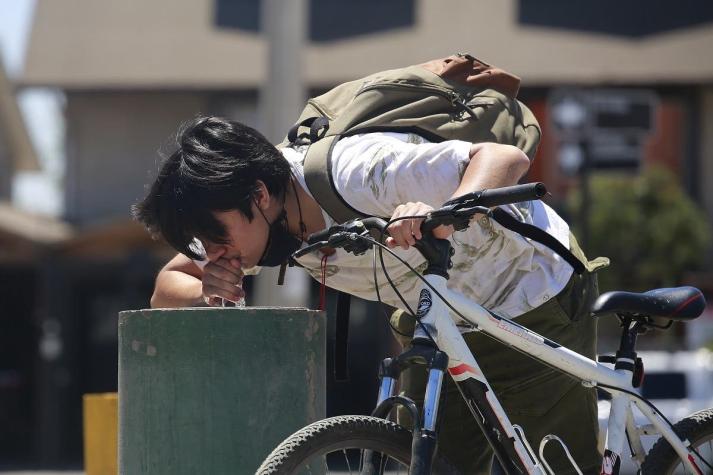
[391,235,608,474]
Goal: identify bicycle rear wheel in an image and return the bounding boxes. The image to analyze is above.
[641,408,713,474]
[256,415,459,474]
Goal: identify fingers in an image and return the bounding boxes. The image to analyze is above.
[386,222,419,249]
[202,257,245,304]
[205,257,243,283]
[386,202,432,250]
[203,280,245,304]
[433,224,455,240]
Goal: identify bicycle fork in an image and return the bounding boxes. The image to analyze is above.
[365,339,448,475]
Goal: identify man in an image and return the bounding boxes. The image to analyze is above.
[134,115,605,473]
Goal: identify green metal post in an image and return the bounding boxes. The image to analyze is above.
[118,307,326,474]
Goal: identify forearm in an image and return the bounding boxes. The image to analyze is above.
[150,269,204,308]
[150,253,207,308]
[449,143,531,200]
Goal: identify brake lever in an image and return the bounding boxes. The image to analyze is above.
[327,231,373,256]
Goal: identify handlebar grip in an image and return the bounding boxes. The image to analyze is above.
[293,241,328,258]
[442,183,547,209]
[474,183,547,208]
[307,227,333,245]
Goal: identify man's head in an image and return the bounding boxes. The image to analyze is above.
[133,116,292,261]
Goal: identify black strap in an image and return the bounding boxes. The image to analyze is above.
[491,208,586,275]
[287,117,330,145]
[334,291,351,381]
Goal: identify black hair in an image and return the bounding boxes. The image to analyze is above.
[132,116,291,260]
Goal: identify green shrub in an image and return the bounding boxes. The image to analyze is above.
[568,166,712,293]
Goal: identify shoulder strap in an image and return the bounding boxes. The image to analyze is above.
[491,208,585,274]
[302,134,369,223]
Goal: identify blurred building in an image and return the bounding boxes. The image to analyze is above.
[10,0,713,467]
[0,53,37,197]
[1,52,56,467]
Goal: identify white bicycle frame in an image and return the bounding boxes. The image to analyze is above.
[407,273,705,474]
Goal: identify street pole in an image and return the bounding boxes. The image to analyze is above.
[260,0,307,143]
[253,0,311,307]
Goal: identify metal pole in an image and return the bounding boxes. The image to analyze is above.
[254,0,311,307]
[260,0,308,144]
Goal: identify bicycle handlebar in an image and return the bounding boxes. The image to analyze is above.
[293,217,391,259]
[294,182,547,259]
[442,182,547,208]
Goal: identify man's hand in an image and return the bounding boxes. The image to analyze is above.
[202,257,245,306]
[386,201,454,250]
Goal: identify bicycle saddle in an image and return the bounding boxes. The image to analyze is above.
[591,286,706,321]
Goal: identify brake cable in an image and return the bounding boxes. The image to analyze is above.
[374,215,439,346]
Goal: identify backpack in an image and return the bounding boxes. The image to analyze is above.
[277,54,581,381]
[278,53,542,224]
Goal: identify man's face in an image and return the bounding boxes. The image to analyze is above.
[200,207,269,269]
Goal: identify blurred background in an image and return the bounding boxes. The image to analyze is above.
[0,0,712,470]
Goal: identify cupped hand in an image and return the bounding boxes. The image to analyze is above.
[385,202,454,250]
[202,257,245,306]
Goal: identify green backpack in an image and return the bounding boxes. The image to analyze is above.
[279,53,542,224]
[278,54,565,381]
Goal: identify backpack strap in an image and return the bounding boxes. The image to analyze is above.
[491,208,586,275]
[287,117,330,145]
[302,134,369,223]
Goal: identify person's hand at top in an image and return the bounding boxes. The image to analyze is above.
[385,201,454,250]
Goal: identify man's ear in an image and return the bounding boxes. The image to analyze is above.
[253,180,270,210]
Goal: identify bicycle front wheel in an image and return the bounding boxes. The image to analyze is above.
[256,415,459,474]
[641,408,713,474]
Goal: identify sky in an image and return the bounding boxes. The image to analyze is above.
[0,0,64,216]
[0,0,34,74]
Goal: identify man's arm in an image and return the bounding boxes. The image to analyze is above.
[451,142,531,199]
[151,252,246,308]
[387,142,531,248]
[151,253,205,308]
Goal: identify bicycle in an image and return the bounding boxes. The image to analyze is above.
[256,183,712,475]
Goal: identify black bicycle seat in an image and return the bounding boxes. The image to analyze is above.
[591,286,706,321]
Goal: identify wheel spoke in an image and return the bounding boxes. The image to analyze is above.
[343,448,352,474]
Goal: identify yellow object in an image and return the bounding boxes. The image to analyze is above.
[83,393,118,475]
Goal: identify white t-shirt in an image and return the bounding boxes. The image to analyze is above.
[282,132,574,322]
